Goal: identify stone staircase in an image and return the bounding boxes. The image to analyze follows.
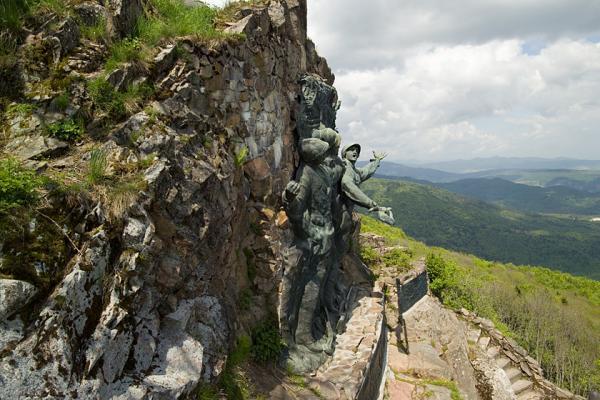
[463,310,584,400]
[468,325,541,399]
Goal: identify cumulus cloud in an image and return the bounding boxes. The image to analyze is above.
[201,0,600,161]
[334,40,600,161]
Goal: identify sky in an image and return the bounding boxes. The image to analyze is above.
[204,0,600,162]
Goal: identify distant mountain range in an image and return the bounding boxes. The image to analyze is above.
[436,178,600,216]
[358,160,600,192]
[404,157,600,173]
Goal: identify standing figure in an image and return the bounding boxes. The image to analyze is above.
[341,143,395,225]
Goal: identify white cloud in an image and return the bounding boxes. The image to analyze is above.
[333,40,600,161]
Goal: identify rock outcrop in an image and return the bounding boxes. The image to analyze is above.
[0,1,334,398]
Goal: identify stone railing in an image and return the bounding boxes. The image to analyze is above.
[459,308,585,400]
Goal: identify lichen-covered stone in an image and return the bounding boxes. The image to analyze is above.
[0,279,38,320]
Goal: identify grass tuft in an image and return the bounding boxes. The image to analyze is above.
[87,147,107,184]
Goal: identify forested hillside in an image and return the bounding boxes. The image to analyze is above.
[436,177,600,215]
[361,178,600,279]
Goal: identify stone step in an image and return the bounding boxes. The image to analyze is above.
[496,356,511,369]
[467,328,481,344]
[477,335,491,348]
[516,389,543,400]
[512,379,534,395]
[486,345,500,358]
[504,367,522,382]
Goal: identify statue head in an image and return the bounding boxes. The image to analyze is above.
[300,138,330,165]
[341,143,361,162]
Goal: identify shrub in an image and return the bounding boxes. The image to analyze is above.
[0,158,43,214]
[251,318,284,363]
[46,118,83,142]
[88,77,154,120]
[88,77,126,119]
[426,253,475,310]
[360,244,379,266]
[382,248,412,272]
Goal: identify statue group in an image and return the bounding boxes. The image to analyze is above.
[280,74,394,372]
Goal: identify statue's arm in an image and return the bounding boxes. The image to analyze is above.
[283,173,310,224]
[356,159,381,182]
[341,173,377,209]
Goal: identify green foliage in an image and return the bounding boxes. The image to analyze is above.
[195,384,219,400]
[360,244,379,266]
[251,318,284,363]
[238,288,253,311]
[382,248,412,272]
[362,178,600,279]
[422,378,462,400]
[220,335,252,400]
[425,253,477,311]
[88,77,154,121]
[105,38,150,72]
[88,77,126,119]
[0,158,43,214]
[87,148,108,184]
[46,118,83,141]
[360,214,406,244]
[438,177,600,216]
[53,93,69,111]
[101,0,223,72]
[79,16,107,42]
[6,102,34,116]
[139,0,220,45]
[0,0,29,31]
[31,0,68,18]
[234,146,248,167]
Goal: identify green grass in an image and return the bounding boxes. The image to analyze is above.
[0,0,29,31]
[88,77,154,121]
[104,0,223,71]
[141,0,220,44]
[87,148,108,184]
[79,16,107,42]
[220,335,252,400]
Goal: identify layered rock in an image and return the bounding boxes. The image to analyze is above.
[0,1,334,398]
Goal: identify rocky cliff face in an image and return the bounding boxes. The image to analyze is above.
[0,1,333,398]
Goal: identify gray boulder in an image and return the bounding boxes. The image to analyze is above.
[0,279,38,320]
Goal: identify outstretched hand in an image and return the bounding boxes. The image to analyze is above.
[372,151,387,161]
